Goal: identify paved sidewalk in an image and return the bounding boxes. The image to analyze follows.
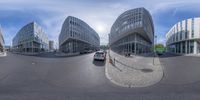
[54,52,79,57]
[0,52,6,57]
[105,50,163,88]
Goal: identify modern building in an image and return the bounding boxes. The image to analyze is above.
[166,18,200,54]
[12,22,49,53]
[59,16,100,53]
[0,26,5,52]
[49,40,54,51]
[109,7,154,54]
[4,46,11,52]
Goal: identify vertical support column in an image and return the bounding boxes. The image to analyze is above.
[32,41,33,53]
[188,41,190,54]
[194,41,197,54]
[175,43,177,53]
[134,33,137,55]
[24,43,26,53]
[131,42,132,54]
[185,41,187,54]
[180,42,182,54]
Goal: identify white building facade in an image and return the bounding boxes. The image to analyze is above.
[59,16,100,53]
[12,22,49,53]
[109,7,154,54]
[166,18,200,54]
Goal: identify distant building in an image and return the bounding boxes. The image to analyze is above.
[59,16,100,54]
[0,26,5,52]
[4,46,11,52]
[109,7,154,54]
[12,22,49,53]
[49,40,54,51]
[166,18,200,54]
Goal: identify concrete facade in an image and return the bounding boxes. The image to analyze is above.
[12,22,49,53]
[166,18,200,54]
[109,7,154,54]
[59,16,100,54]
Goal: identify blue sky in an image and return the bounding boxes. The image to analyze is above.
[0,0,200,47]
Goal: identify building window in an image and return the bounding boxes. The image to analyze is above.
[180,21,182,40]
[190,40,194,53]
[191,18,194,38]
[185,19,188,39]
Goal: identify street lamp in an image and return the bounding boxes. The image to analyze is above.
[154,35,157,54]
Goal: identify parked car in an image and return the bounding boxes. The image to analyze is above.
[80,50,88,54]
[94,51,106,61]
[87,50,93,53]
[156,50,165,55]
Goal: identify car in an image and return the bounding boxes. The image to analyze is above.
[80,50,88,54]
[87,50,93,53]
[156,50,165,55]
[94,51,106,61]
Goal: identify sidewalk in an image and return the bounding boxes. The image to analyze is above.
[105,50,163,88]
[54,52,80,57]
[184,54,200,57]
[0,52,6,57]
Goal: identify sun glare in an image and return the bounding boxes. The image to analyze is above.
[96,24,105,33]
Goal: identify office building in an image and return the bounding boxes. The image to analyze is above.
[12,22,49,53]
[109,7,154,54]
[49,40,54,51]
[166,18,200,54]
[59,16,100,53]
[0,26,4,52]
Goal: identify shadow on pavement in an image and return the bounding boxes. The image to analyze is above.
[112,51,155,58]
[158,52,182,58]
[19,52,93,58]
[92,60,106,66]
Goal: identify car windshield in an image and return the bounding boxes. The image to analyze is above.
[0,0,200,100]
[96,52,104,54]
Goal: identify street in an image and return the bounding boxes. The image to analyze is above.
[0,52,200,99]
[159,53,200,85]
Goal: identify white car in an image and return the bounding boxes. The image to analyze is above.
[94,51,106,61]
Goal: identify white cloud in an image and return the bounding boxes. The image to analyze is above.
[1,0,200,46]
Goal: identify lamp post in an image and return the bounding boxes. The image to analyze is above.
[154,35,157,54]
[153,35,157,65]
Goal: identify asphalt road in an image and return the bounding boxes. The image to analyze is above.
[0,52,200,100]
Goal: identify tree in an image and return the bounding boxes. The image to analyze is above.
[155,44,164,49]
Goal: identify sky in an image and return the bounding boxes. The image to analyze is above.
[0,0,200,48]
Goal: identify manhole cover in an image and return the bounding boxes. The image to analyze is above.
[141,68,153,73]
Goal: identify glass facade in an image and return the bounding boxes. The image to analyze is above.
[0,26,4,52]
[59,16,100,53]
[191,18,194,38]
[185,19,188,39]
[12,22,49,53]
[109,8,154,54]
